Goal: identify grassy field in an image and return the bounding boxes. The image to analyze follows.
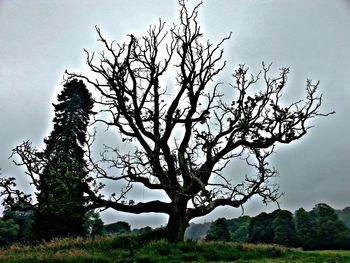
[0,234,349,262]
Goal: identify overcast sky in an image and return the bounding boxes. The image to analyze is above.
[1,0,350,228]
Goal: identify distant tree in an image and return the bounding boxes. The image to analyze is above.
[227,216,251,242]
[2,210,34,243]
[294,208,317,249]
[248,210,298,247]
[312,203,350,250]
[248,212,274,244]
[336,207,350,229]
[66,0,331,241]
[84,210,105,236]
[132,226,153,236]
[0,218,19,246]
[105,221,131,235]
[272,210,297,247]
[295,204,350,250]
[206,218,231,242]
[0,79,94,241]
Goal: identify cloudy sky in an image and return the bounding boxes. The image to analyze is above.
[1,0,350,228]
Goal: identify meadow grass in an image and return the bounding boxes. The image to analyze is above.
[0,234,349,262]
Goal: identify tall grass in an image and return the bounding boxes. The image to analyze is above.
[0,234,349,262]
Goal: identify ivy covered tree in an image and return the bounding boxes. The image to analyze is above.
[0,79,94,240]
[65,0,333,242]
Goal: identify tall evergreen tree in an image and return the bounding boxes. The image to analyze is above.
[32,79,94,240]
[0,79,94,241]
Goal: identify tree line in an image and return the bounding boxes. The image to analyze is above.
[0,0,334,242]
[2,202,348,250]
[204,203,350,250]
[0,209,157,247]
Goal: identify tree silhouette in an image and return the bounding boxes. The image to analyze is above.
[66,1,333,241]
[0,79,94,240]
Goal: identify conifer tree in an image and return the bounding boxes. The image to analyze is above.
[0,79,94,240]
[32,79,94,240]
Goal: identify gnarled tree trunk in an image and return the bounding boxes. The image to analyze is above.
[164,202,189,242]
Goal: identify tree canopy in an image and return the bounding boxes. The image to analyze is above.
[295,203,350,250]
[206,217,231,242]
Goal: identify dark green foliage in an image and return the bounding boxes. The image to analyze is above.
[84,210,105,236]
[0,218,19,246]
[248,212,274,243]
[295,203,350,250]
[0,79,95,242]
[32,79,94,241]
[184,204,350,250]
[312,203,350,250]
[2,210,34,243]
[272,210,297,247]
[336,207,350,228]
[205,217,231,241]
[227,215,251,242]
[132,226,153,236]
[246,205,350,249]
[295,207,317,249]
[105,221,131,235]
[1,233,350,262]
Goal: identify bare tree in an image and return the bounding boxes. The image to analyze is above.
[66,1,333,241]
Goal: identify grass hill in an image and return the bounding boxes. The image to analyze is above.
[0,234,349,262]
